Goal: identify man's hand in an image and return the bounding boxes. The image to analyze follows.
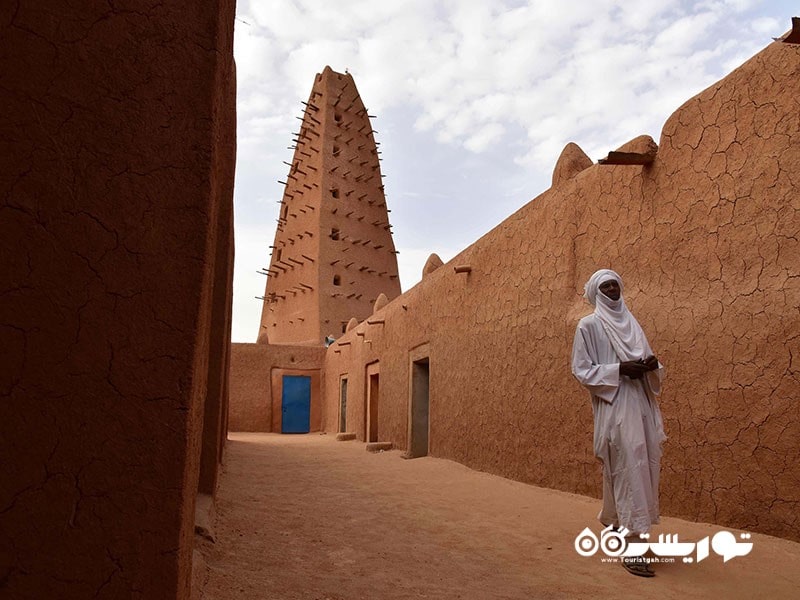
[619,361,650,379]
[620,356,659,379]
[643,355,659,371]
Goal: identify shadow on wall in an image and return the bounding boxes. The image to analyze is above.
[1,2,237,599]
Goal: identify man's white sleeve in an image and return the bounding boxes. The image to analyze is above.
[571,323,619,404]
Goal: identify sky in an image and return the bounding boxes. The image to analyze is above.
[231,0,795,342]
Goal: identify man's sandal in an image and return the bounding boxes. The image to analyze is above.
[621,556,655,578]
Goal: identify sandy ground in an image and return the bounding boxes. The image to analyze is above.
[199,433,800,600]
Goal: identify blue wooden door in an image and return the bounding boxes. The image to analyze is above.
[281,375,311,433]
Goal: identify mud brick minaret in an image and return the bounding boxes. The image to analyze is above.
[257,67,401,345]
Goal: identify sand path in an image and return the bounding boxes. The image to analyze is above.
[200,433,800,599]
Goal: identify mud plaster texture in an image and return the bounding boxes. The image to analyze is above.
[200,434,800,600]
[320,42,800,542]
[0,2,236,599]
[229,343,325,432]
[258,67,401,345]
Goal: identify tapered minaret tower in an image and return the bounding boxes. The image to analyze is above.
[257,67,401,345]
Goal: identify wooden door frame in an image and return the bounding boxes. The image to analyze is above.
[406,343,431,457]
[365,361,380,442]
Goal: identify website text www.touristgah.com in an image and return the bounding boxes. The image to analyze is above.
[599,556,676,564]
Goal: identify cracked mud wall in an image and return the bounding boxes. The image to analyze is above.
[198,34,237,499]
[0,2,236,598]
[637,41,799,540]
[323,40,800,541]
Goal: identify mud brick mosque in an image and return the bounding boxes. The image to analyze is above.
[2,2,799,597]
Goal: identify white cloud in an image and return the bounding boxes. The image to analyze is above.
[233,25,276,84]
[652,11,720,54]
[722,0,759,13]
[231,221,273,342]
[751,16,780,35]
[465,122,506,153]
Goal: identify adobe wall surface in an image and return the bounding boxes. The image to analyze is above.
[0,2,236,599]
[199,60,237,497]
[230,343,325,432]
[323,41,800,541]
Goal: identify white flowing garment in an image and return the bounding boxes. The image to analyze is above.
[571,269,666,535]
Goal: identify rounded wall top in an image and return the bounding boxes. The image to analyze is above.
[422,253,444,279]
[552,142,593,188]
[373,293,389,313]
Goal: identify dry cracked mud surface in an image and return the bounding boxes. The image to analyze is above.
[199,433,800,600]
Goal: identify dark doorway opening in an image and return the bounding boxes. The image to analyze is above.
[367,372,380,442]
[408,358,430,457]
[339,376,348,433]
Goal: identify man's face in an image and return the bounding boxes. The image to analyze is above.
[598,279,621,301]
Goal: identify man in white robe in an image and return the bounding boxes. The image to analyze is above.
[571,269,666,576]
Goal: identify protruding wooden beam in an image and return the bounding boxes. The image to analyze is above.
[454,265,472,274]
[779,17,800,43]
[598,151,655,165]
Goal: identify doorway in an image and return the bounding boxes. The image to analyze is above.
[366,363,380,442]
[409,357,430,457]
[339,376,348,433]
[281,375,311,433]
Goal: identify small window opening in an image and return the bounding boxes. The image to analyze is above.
[330,228,340,240]
[333,275,341,286]
[331,188,340,199]
[333,145,340,155]
[334,113,342,123]
[276,248,282,261]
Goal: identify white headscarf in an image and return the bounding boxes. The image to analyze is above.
[584,269,647,362]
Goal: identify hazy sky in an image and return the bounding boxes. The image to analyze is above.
[231,0,794,342]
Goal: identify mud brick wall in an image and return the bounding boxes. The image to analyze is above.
[322,41,800,541]
[259,67,400,345]
[0,2,236,598]
[229,343,325,432]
